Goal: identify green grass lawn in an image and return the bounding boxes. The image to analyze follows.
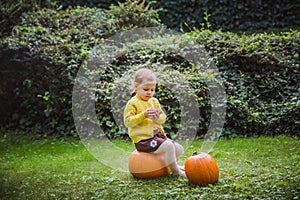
[0,132,299,199]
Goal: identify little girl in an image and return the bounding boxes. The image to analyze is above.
[124,67,186,177]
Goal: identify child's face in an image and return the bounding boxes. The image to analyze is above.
[135,83,156,101]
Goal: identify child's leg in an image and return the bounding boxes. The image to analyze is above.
[167,139,184,160]
[169,139,185,170]
[154,140,186,177]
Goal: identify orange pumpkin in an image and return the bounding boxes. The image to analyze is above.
[128,150,171,179]
[184,152,219,186]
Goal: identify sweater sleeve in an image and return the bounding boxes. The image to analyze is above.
[152,98,166,125]
[155,111,166,125]
[124,101,146,128]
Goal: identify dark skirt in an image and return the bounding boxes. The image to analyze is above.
[134,130,167,153]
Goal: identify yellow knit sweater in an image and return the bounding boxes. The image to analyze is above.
[123,95,166,143]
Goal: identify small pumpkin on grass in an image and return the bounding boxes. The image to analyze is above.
[128,150,171,179]
[184,152,219,186]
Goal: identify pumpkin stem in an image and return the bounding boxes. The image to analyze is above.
[192,152,199,156]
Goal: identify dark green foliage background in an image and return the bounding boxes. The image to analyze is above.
[193,30,299,136]
[150,0,300,32]
[1,0,300,37]
[0,0,299,138]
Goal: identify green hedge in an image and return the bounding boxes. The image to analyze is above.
[193,29,300,136]
[0,1,299,138]
[97,29,300,138]
[149,0,300,33]
[0,1,161,136]
[2,0,300,38]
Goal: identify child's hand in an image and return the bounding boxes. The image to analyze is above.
[152,109,161,120]
[144,108,160,120]
[155,110,162,120]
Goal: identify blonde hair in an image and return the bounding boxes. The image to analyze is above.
[131,67,157,96]
[134,68,156,85]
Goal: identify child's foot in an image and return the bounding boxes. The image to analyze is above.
[180,170,187,178]
[178,165,185,171]
[177,170,187,178]
[172,169,187,178]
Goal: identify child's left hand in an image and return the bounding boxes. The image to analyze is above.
[152,109,161,120]
[148,108,161,120]
[144,108,159,120]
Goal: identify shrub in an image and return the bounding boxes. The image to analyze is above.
[2,0,299,38]
[0,0,58,38]
[191,29,300,136]
[89,29,300,138]
[0,0,299,138]
[149,0,300,32]
[0,0,161,136]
